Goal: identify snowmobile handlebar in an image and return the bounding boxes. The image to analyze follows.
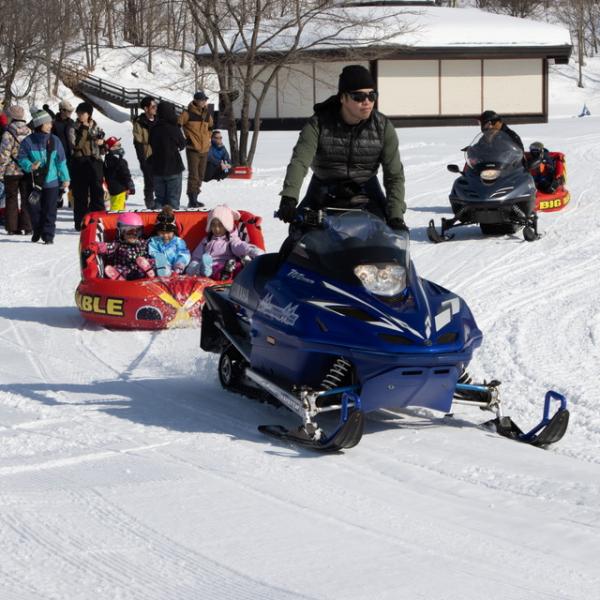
[274,208,326,228]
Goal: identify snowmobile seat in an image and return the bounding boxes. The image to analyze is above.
[230,252,280,311]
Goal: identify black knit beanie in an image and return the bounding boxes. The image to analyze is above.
[338,65,375,93]
[76,101,94,115]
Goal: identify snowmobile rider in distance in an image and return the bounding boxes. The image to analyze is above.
[478,110,524,151]
[277,65,407,232]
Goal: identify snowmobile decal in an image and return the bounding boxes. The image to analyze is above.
[321,281,425,339]
[435,298,461,331]
[412,275,433,340]
[306,299,407,333]
[257,294,300,326]
[286,269,315,284]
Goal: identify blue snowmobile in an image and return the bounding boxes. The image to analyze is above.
[201,209,568,451]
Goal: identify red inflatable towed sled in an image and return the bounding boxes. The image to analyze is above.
[526,151,571,213]
[75,209,265,329]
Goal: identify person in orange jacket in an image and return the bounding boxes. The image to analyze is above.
[178,90,213,208]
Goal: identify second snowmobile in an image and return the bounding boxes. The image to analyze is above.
[428,130,539,243]
[201,209,568,451]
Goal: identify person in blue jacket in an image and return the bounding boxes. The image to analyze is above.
[148,205,191,276]
[203,130,231,182]
[17,109,70,244]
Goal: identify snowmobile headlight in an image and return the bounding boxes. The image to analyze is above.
[354,264,407,297]
[480,169,500,182]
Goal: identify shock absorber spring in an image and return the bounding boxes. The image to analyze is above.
[321,357,352,390]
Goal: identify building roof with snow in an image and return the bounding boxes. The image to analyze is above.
[198,6,571,63]
[201,5,572,127]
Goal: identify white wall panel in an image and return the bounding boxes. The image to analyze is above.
[440,60,481,115]
[483,58,543,113]
[377,60,439,116]
[253,66,278,119]
[277,63,316,118]
[233,57,544,122]
[230,65,278,119]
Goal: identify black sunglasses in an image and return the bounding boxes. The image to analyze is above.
[347,91,378,103]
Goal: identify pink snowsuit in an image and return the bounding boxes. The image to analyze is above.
[190,229,259,279]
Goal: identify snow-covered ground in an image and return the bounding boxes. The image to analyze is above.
[2,53,600,599]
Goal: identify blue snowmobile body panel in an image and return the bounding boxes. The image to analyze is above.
[212,211,482,414]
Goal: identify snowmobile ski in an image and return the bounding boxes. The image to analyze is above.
[258,410,364,452]
[453,381,569,447]
[488,391,569,447]
[427,218,454,243]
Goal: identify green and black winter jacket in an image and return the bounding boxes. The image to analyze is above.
[280,95,406,220]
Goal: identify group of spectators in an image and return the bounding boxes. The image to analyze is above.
[0,90,232,243]
[1,67,560,250]
[0,105,70,244]
[132,92,231,211]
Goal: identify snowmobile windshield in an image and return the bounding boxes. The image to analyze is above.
[289,211,410,283]
[465,130,524,173]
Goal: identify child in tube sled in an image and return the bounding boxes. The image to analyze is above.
[92,212,155,280]
[186,204,263,280]
[528,141,562,193]
[148,205,190,276]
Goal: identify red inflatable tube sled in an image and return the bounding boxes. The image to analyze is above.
[228,166,253,179]
[526,151,571,213]
[75,209,265,329]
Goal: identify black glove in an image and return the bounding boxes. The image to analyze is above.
[278,196,298,223]
[388,217,409,233]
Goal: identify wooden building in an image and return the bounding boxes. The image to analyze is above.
[202,2,572,128]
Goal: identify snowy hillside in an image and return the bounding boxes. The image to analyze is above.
[2,50,600,599]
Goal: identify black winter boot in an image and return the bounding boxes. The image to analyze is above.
[220,259,237,280]
[187,192,204,208]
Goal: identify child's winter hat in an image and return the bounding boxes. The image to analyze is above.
[155,205,178,234]
[207,204,240,234]
[7,105,25,121]
[105,136,121,150]
[30,109,52,128]
[59,99,75,112]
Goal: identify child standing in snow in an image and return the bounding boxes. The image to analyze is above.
[148,205,190,276]
[186,204,263,280]
[93,212,154,280]
[103,136,135,211]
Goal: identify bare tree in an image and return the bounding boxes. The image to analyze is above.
[124,0,144,45]
[475,0,545,18]
[186,0,416,166]
[0,0,47,104]
[555,0,594,87]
